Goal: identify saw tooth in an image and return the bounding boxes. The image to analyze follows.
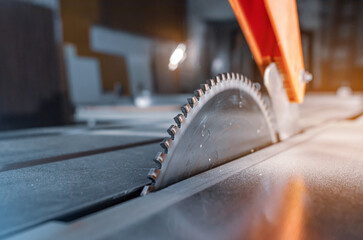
[160,137,172,153]
[206,79,215,87]
[143,71,277,195]
[237,73,242,80]
[187,96,198,108]
[147,168,160,182]
[223,72,231,80]
[200,83,210,93]
[214,75,221,84]
[248,79,253,87]
[174,113,185,128]
[215,73,223,82]
[245,78,250,86]
[194,89,204,99]
[140,185,154,196]
[167,125,178,140]
[153,152,166,168]
[181,104,192,117]
[257,91,262,99]
[220,73,226,81]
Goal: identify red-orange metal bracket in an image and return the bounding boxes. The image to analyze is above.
[229,0,306,103]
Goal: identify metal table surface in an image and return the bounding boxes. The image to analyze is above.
[1,94,363,240]
[0,125,167,238]
[18,119,363,240]
[0,143,161,238]
[0,133,163,168]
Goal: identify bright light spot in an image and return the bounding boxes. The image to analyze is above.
[337,86,352,98]
[135,96,151,108]
[168,43,187,71]
[134,90,151,108]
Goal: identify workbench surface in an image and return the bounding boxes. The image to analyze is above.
[1,94,362,239]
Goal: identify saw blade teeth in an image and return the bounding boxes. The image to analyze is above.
[140,185,154,196]
[220,73,227,82]
[247,79,252,87]
[221,73,227,81]
[215,73,223,82]
[187,96,198,108]
[167,125,178,140]
[206,79,215,87]
[235,73,240,80]
[153,152,166,168]
[194,89,204,99]
[174,113,185,128]
[237,73,241,80]
[143,71,277,195]
[160,137,172,153]
[214,75,221,84]
[147,168,160,182]
[200,83,210,93]
[181,104,192,117]
[245,76,250,84]
[257,91,262,99]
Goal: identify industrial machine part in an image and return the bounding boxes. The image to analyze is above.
[2,94,363,239]
[264,63,300,140]
[229,0,308,103]
[230,0,312,140]
[142,73,277,194]
[142,0,311,194]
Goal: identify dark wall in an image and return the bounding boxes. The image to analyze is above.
[0,1,71,130]
[100,0,186,43]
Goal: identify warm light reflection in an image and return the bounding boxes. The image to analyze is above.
[247,176,306,240]
[168,43,187,71]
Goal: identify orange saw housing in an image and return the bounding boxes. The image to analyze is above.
[229,0,306,103]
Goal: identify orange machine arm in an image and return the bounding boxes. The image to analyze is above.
[229,0,306,103]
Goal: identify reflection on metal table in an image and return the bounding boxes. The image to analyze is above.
[1,94,363,240]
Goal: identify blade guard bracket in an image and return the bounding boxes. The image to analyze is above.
[229,0,306,103]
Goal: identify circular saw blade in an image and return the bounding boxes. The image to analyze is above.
[142,72,277,195]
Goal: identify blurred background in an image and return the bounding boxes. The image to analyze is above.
[0,0,362,131]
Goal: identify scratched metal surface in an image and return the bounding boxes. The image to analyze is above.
[3,94,363,240]
[0,143,160,238]
[26,119,363,240]
[107,121,363,240]
[0,132,164,168]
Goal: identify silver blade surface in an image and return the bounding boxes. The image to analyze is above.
[143,73,277,194]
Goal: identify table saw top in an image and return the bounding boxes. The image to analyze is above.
[1,94,362,240]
